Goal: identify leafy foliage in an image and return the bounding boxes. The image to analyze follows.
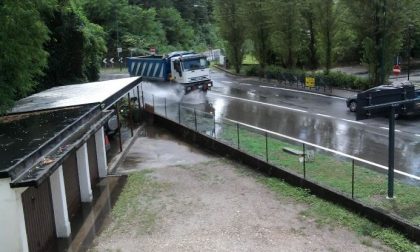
[342,0,410,85]
[215,0,420,87]
[39,0,106,89]
[214,0,246,73]
[0,1,52,113]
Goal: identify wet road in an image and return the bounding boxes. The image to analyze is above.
[138,69,420,178]
[209,70,420,177]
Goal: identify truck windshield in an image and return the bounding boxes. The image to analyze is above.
[182,58,207,70]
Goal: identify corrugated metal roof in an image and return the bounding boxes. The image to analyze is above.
[10,77,141,114]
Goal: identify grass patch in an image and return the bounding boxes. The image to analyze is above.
[217,125,420,226]
[261,177,420,252]
[110,170,169,235]
[243,54,259,65]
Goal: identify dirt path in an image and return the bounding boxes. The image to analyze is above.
[91,133,392,252]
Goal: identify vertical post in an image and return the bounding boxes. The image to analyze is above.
[178,103,181,124]
[194,108,198,131]
[50,166,71,237]
[127,93,133,137]
[303,143,306,179]
[152,95,155,109]
[141,91,144,108]
[213,114,216,138]
[95,127,108,178]
[237,123,240,149]
[164,98,167,118]
[265,132,269,163]
[388,105,395,199]
[76,143,93,202]
[136,85,141,111]
[352,159,355,199]
[115,103,123,152]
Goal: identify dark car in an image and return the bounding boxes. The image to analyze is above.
[346,85,399,112]
[346,83,420,116]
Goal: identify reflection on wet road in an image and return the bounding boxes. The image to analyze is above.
[141,70,420,177]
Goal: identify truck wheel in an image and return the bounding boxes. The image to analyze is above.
[349,101,357,112]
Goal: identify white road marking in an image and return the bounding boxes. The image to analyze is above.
[380,127,401,132]
[416,134,420,137]
[259,85,347,100]
[342,119,365,125]
[316,113,333,118]
[225,118,420,181]
[209,93,308,113]
[240,83,252,86]
[221,80,233,84]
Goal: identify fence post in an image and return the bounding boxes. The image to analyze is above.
[352,159,355,199]
[136,85,141,111]
[115,102,123,153]
[237,123,240,150]
[141,91,145,108]
[127,93,133,137]
[265,132,268,163]
[164,98,167,118]
[194,108,197,131]
[303,143,306,179]
[178,103,181,124]
[213,115,216,138]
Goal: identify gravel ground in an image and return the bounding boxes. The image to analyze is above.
[91,133,392,252]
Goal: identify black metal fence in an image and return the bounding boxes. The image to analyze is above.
[139,92,420,230]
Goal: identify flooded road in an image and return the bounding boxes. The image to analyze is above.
[139,69,420,178]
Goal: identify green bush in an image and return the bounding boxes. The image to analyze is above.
[242,64,369,90]
[243,64,259,76]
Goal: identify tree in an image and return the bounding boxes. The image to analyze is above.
[121,6,167,54]
[214,0,246,73]
[244,0,273,70]
[40,0,106,89]
[301,0,319,70]
[316,0,336,74]
[158,7,196,50]
[0,0,53,113]
[269,0,304,69]
[343,0,409,86]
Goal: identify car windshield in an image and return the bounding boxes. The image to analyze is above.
[182,58,207,70]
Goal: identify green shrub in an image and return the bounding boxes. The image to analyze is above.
[242,64,369,90]
[243,64,259,76]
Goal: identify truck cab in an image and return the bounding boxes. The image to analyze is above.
[168,52,212,93]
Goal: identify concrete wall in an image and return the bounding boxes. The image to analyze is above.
[0,179,29,252]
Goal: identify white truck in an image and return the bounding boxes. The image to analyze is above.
[127,51,213,93]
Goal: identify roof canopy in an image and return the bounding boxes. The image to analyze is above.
[1,77,142,187]
[10,77,141,114]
